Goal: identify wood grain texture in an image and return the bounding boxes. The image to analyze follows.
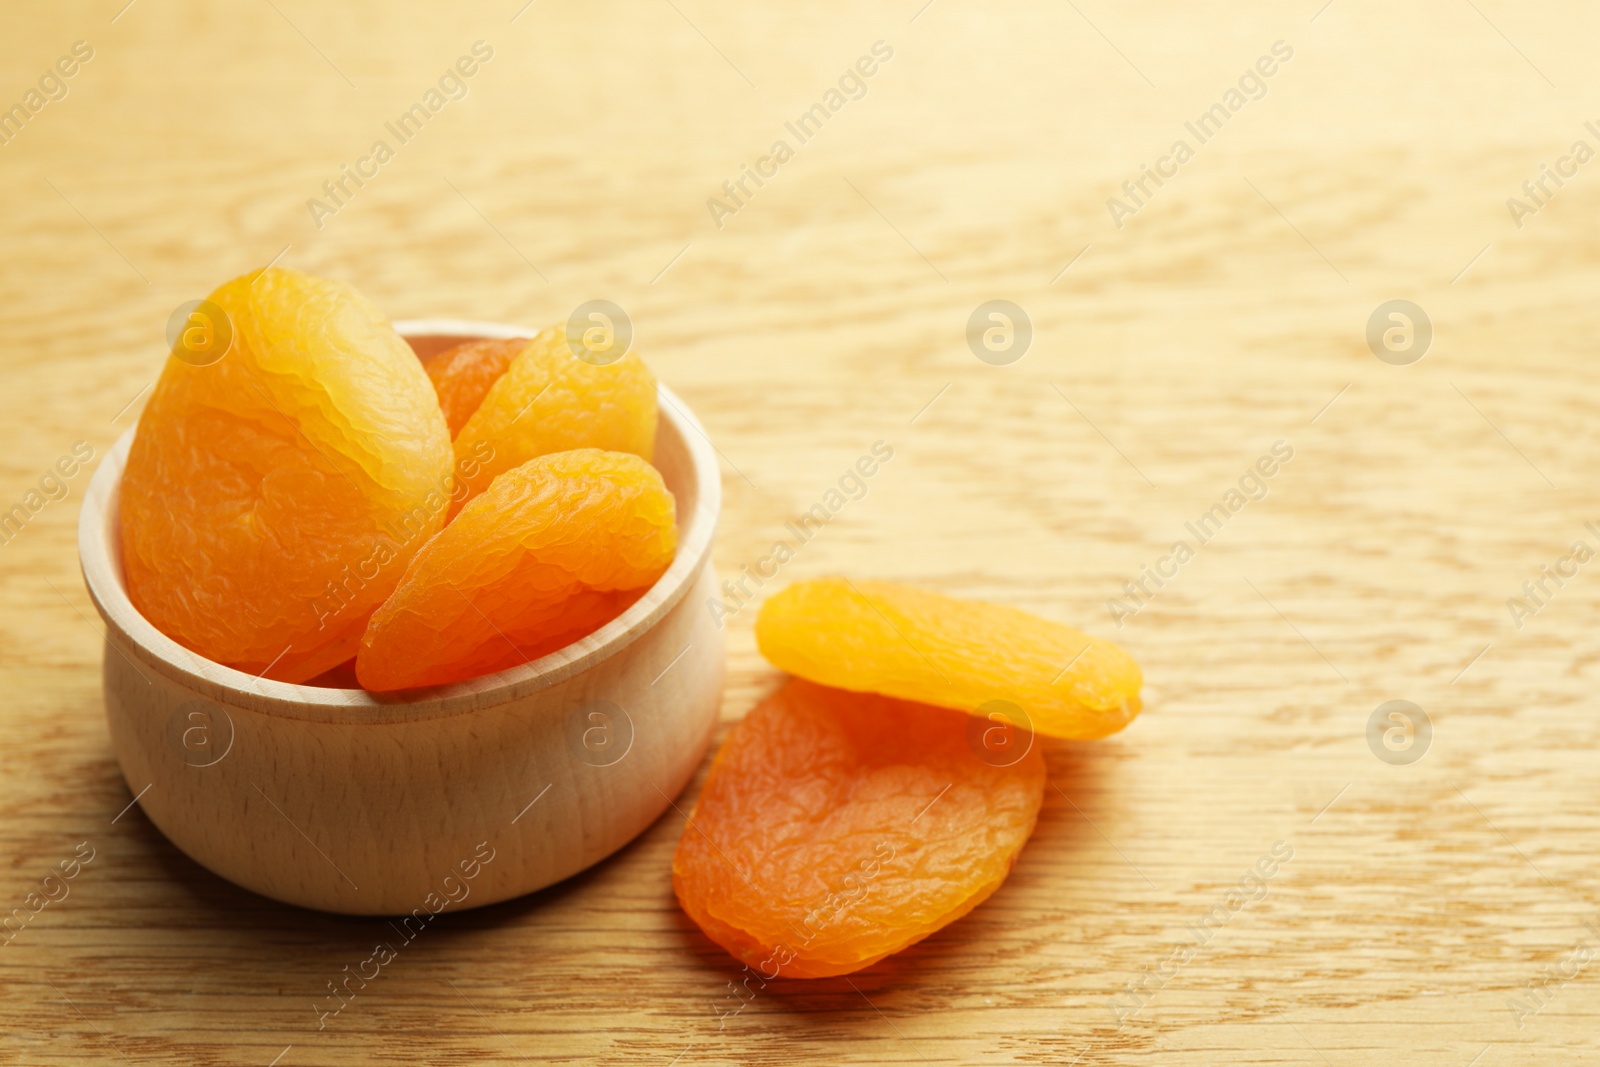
[3,0,1599,1063]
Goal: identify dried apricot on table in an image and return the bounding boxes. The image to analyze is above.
[356,449,676,691]
[119,267,454,683]
[450,325,657,512]
[673,679,1045,979]
[755,578,1142,740]
[424,336,528,436]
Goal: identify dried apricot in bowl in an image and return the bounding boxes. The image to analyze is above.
[424,336,529,436]
[119,267,455,683]
[673,679,1045,979]
[450,325,657,512]
[356,448,676,691]
[755,578,1142,740]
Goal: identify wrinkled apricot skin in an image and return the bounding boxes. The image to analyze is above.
[424,337,528,436]
[756,578,1142,740]
[673,679,1045,978]
[356,449,676,691]
[119,268,454,683]
[450,326,656,512]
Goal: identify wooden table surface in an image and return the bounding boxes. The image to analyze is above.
[4,1,1599,1063]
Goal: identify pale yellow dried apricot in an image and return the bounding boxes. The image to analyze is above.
[755,578,1141,739]
[119,268,454,682]
[450,326,656,513]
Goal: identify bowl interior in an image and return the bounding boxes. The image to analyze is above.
[78,319,721,722]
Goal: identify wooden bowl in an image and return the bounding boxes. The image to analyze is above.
[77,319,724,915]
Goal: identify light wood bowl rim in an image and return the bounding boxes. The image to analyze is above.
[78,318,721,725]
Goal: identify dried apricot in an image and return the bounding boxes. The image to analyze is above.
[424,336,527,436]
[450,325,656,512]
[119,268,454,683]
[356,449,676,691]
[673,679,1045,978]
[755,578,1141,740]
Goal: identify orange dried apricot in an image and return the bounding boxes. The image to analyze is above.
[356,449,676,691]
[120,267,454,683]
[424,336,528,436]
[673,679,1045,978]
[755,578,1142,740]
[450,325,656,513]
